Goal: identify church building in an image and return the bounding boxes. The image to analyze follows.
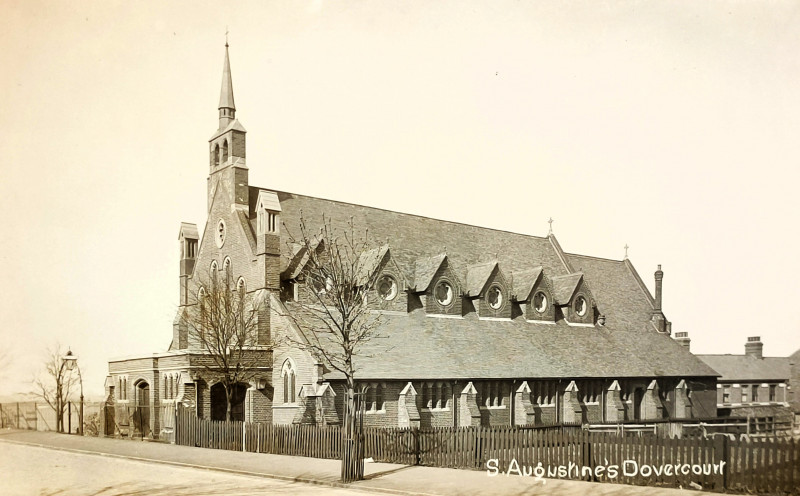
[105,45,719,438]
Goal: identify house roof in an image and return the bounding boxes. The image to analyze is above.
[695,355,790,382]
[356,244,389,286]
[286,302,718,380]
[261,190,717,381]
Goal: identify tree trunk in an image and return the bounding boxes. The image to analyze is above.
[225,384,233,421]
[340,360,364,482]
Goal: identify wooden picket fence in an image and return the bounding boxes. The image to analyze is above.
[174,409,800,494]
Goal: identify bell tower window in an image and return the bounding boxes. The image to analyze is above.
[214,144,220,167]
[222,139,229,163]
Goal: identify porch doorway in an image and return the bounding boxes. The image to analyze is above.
[210,382,248,421]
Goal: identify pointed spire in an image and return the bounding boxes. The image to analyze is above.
[218,41,236,129]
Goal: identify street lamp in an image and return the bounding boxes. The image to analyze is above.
[62,350,84,436]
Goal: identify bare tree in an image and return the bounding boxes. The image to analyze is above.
[283,215,385,482]
[182,272,263,421]
[32,344,76,433]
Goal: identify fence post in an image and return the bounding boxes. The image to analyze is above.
[713,434,728,490]
[68,402,72,434]
[1,403,4,428]
[17,402,20,429]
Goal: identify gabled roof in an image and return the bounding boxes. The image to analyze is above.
[283,238,323,280]
[551,273,583,305]
[178,222,199,240]
[412,253,447,292]
[465,261,497,297]
[511,267,543,301]
[695,354,790,382]
[355,244,389,286]
[256,190,281,212]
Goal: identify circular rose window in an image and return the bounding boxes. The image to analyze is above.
[435,281,454,306]
[533,291,547,314]
[574,295,587,316]
[377,275,398,301]
[487,286,503,310]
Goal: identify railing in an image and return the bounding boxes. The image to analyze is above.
[174,410,800,494]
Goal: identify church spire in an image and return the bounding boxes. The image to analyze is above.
[218,41,236,129]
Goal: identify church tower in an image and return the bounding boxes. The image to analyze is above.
[208,42,248,211]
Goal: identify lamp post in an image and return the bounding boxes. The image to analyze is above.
[62,350,84,436]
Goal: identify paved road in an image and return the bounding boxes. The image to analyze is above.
[0,442,385,496]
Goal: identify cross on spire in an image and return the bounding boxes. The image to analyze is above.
[547,217,554,235]
[624,244,629,259]
[225,26,229,47]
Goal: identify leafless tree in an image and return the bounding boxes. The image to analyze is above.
[32,344,76,433]
[182,272,263,421]
[283,215,385,481]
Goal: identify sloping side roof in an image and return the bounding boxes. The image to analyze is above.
[287,303,719,380]
[465,261,496,297]
[412,254,446,292]
[273,191,569,283]
[695,355,790,382]
[179,222,199,240]
[511,267,542,301]
[356,244,389,286]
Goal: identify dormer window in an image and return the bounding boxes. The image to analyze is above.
[533,291,547,314]
[574,295,587,317]
[487,285,503,310]
[378,275,398,301]
[435,281,454,307]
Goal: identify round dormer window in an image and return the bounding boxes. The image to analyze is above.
[215,219,226,248]
[435,281,454,307]
[574,295,587,316]
[533,291,547,314]
[377,275,398,301]
[487,285,503,310]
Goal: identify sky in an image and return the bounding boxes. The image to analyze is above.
[1,1,799,398]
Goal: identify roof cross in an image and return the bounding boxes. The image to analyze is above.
[624,244,629,259]
[547,217,554,235]
[225,26,229,47]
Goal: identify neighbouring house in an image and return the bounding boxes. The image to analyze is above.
[694,335,796,431]
[104,43,720,439]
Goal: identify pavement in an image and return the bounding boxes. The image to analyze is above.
[0,429,707,496]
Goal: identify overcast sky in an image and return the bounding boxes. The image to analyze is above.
[2,1,799,397]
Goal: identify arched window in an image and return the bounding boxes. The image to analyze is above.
[236,277,246,294]
[281,359,296,404]
[223,257,232,286]
[214,144,220,166]
[375,384,384,411]
[222,139,229,163]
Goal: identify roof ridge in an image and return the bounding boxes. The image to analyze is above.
[548,234,575,273]
[268,189,551,242]
[566,252,624,263]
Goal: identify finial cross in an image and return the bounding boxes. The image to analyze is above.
[225,26,229,47]
[547,217,554,235]
[624,244,629,259]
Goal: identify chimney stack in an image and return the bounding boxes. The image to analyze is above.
[654,265,663,311]
[745,336,763,359]
[674,332,691,351]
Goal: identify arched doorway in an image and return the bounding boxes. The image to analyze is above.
[133,380,150,437]
[210,382,248,421]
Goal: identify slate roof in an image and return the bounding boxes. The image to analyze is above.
[695,355,790,382]
[551,273,583,305]
[465,261,496,297]
[287,302,718,380]
[261,190,719,380]
[511,267,543,301]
